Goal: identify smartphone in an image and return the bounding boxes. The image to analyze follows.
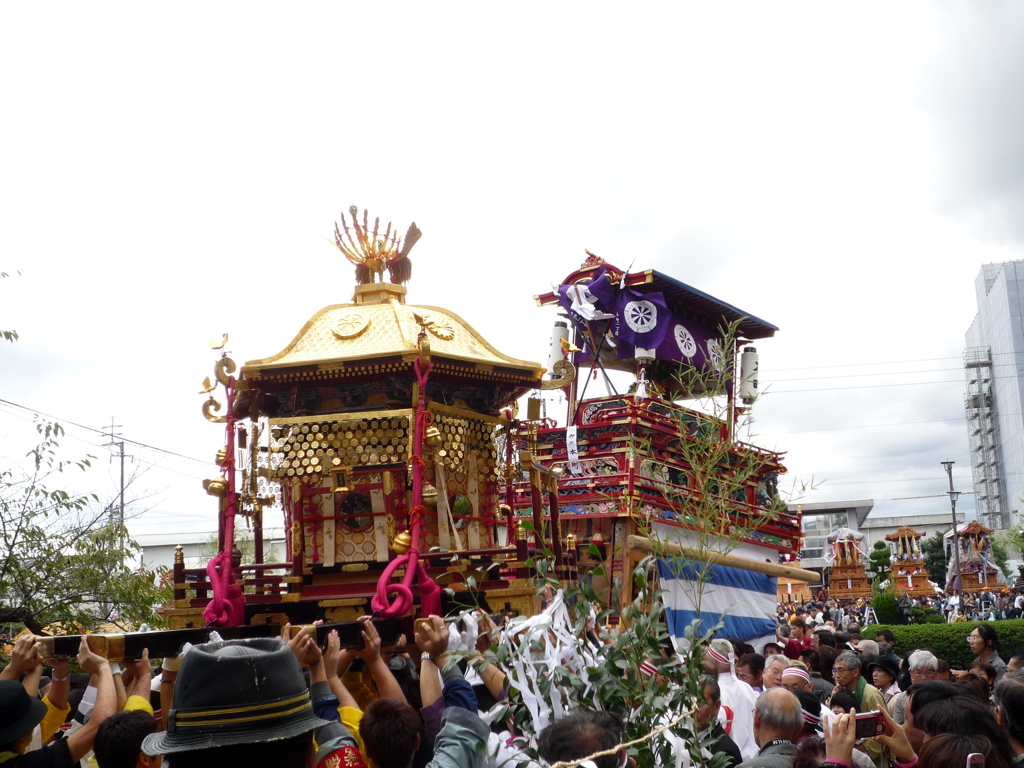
[966,753,985,768]
[854,711,883,740]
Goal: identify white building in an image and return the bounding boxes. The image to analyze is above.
[964,261,1024,532]
[135,529,286,571]
[788,500,965,588]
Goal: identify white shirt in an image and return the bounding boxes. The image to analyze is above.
[718,671,759,761]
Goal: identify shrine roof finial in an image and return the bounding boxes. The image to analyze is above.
[334,205,421,286]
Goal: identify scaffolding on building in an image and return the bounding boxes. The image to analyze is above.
[964,346,1006,530]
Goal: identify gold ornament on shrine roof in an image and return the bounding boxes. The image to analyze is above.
[334,205,422,286]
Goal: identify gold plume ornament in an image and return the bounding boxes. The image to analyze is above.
[334,205,422,285]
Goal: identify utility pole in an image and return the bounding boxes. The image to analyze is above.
[941,460,963,598]
[105,418,126,550]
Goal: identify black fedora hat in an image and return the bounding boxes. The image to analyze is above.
[0,680,47,746]
[141,637,328,756]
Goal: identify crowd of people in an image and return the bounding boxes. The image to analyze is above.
[1,600,1023,768]
[793,589,1024,626]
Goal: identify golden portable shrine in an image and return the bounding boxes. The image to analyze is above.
[885,525,934,598]
[946,520,1008,595]
[166,208,810,633]
[825,527,872,600]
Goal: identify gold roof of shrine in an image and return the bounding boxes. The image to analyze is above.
[958,520,993,536]
[885,525,924,541]
[242,283,544,381]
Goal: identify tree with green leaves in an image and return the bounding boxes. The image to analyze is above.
[922,529,949,586]
[0,421,171,634]
[868,540,891,580]
[990,532,1012,581]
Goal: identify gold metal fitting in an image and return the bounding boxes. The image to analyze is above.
[424,426,443,448]
[422,484,438,507]
[517,521,527,540]
[392,530,413,555]
[203,476,229,497]
[566,532,577,550]
[174,545,184,565]
[216,447,228,465]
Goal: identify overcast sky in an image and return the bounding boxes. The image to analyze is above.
[3,2,1024,542]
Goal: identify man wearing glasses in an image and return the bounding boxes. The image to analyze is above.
[831,651,889,768]
[889,649,937,725]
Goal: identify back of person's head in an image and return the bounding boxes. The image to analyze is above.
[142,638,325,768]
[957,674,991,703]
[856,639,878,657]
[994,672,1024,746]
[538,709,624,768]
[94,711,157,768]
[914,695,1013,758]
[360,698,423,768]
[755,688,803,737]
[815,631,837,649]
[906,679,959,716]
[834,632,848,645]
[792,735,825,768]
[792,689,822,740]
[877,642,892,657]
[918,733,1012,768]
[798,649,821,673]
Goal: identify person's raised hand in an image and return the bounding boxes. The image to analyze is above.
[415,616,450,659]
[285,623,322,668]
[124,648,150,680]
[7,635,43,676]
[323,630,342,678]
[50,656,70,681]
[77,635,108,676]
[871,704,916,763]
[356,617,382,663]
[823,710,856,765]
[476,611,497,653]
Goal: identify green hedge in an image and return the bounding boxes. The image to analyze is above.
[872,593,900,625]
[862,619,1024,668]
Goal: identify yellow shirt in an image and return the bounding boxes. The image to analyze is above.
[40,695,71,743]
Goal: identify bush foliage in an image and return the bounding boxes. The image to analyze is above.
[871,592,900,625]
[862,619,1024,668]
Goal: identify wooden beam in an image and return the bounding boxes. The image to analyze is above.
[627,535,818,583]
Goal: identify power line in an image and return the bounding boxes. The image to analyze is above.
[765,379,963,395]
[756,416,965,435]
[0,397,214,467]
[765,347,1024,373]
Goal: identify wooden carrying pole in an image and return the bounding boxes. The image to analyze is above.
[627,535,819,583]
